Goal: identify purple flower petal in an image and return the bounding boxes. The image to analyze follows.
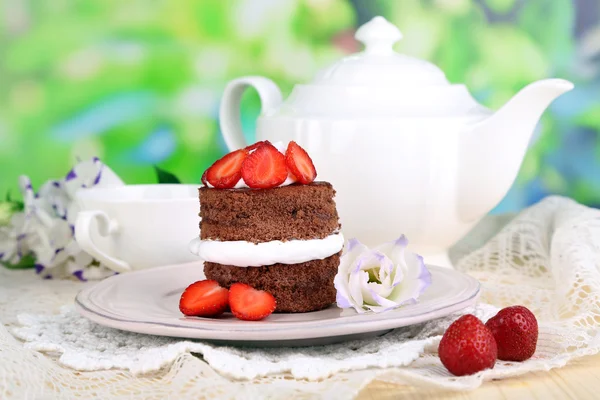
[394,235,408,247]
[44,275,53,280]
[353,259,364,274]
[398,297,417,307]
[35,264,45,274]
[346,238,360,252]
[416,255,432,296]
[65,169,77,181]
[368,288,398,308]
[336,290,352,308]
[93,156,100,163]
[73,270,87,282]
[373,251,385,262]
[52,181,61,188]
[93,168,102,185]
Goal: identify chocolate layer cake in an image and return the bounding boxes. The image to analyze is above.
[204,254,340,312]
[197,182,342,313]
[199,182,339,242]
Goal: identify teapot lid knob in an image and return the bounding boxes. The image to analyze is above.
[355,16,403,55]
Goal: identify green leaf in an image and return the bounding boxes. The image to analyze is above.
[4,191,24,212]
[154,166,181,184]
[1,253,36,270]
[0,200,22,226]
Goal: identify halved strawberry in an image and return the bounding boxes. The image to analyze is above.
[285,141,317,184]
[179,280,229,317]
[229,283,277,321]
[241,142,288,189]
[245,140,272,152]
[204,149,248,189]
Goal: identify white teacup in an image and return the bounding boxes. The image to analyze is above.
[74,184,200,273]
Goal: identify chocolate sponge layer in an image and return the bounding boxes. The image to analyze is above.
[199,182,340,243]
[204,253,340,313]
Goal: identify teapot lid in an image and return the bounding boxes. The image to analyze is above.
[275,16,488,118]
[314,16,449,87]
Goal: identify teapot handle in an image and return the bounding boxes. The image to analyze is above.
[219,76,283,151]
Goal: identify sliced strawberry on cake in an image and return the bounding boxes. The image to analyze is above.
[285,141,317,184]
[202,148,248,189]
[241,141,288,189]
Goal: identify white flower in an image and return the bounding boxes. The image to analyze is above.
[0,216,24,265]
[0,158,123,280]
[62,157,124,225]
[334,235,432,313]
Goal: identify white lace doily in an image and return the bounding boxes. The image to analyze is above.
[2,196,600,399]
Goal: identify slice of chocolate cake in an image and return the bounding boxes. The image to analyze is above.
[189,141,343,313]
[199,182,339,242]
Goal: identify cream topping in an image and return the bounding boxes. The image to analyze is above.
[188,233,344,267]
[208,173,296,189]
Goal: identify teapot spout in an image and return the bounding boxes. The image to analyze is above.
[459,79,574,221]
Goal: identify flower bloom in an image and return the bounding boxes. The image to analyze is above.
[334,235,432,313]
[0,158,123,280]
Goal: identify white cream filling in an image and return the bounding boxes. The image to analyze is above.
[188,233,344,267]
[207,174,296,189]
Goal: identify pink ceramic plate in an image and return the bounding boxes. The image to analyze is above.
[75,262,480,346]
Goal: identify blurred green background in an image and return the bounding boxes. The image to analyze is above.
[0,0,599,213]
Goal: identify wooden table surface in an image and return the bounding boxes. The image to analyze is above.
[357,353,600,400]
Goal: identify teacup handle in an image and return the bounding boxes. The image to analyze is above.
[219,76,283,151]
[75,210,132,273]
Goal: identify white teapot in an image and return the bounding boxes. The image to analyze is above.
[218,16,573,267]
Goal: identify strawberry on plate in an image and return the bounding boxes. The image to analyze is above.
[241,142,288,189]
[203,149,248,189]
[438,314,497,376]
[179,280,229,317]
[485,305,538,361]
[229,283,277,321]
[285,141,317,184]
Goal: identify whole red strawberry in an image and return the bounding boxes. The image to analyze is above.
[438,314,497,376]
[485,305,538,361]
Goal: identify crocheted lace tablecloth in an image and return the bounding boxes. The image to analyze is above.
[2,196,600,399]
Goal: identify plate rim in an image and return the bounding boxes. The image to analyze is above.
[75,262,481,341]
